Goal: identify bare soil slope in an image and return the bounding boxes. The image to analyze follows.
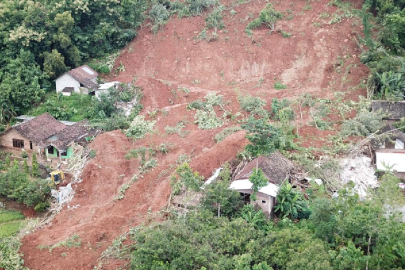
[21,0,369,269]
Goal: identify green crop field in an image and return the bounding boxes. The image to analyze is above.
[0,210,25,237]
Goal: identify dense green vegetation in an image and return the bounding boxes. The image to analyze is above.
[127,170,405,270]
[361,0,405,100]
[0,0,146,123]
[0,165,51,211]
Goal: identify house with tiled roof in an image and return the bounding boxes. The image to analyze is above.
[0,113,95,162]
[230,151,294,216]
[55,65,99,95]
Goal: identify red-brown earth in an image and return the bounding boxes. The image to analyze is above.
[21,0,369,268]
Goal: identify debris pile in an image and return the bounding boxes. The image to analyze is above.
[51,183,74,205]
[340,156,378,198]
[67,144,89,183]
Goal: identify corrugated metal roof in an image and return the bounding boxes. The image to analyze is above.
[229,179,279,197]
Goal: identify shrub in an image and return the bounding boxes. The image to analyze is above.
[246,3,283,32]
[214,126,242,142]
[34,202,50,212]
[187,100,206,110]
[171,163,204,194]
[148,3,171,33]
[274,183,311,220]
[340,110,384,136]
[89,150,97,159]
[125,115,156,139]
[205,6,225,29]
[194,109,223,129]
[31,153,39,177]
[238,95,267,117]
[165,121,189,137]
[274,81,287,90]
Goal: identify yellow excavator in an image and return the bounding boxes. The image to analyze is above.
[50,170,64,185]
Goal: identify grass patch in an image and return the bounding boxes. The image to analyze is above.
[0,210,25,223]
[0,210,25,237]
[0,221,24,237]
[214,126,242,142]
[38,234,82,252]
[29,93,93,122]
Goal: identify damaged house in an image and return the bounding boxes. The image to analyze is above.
[230,151,294,216]
[372,101,405,175]
[0,113,95,163]
[375,124,405,174]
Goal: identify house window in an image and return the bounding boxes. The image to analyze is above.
[240,192,251,204]
[261,200,266,204]
[61,151,67,157]
[30,141,33,150]
[12,139,24,148]
[48,146,54,154]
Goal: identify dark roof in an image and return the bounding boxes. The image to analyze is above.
[235,151,294,185]
[68,65,98,89]
[372,101,405,120]
[50,121,90,150]
[62,87,74,93]
[381,124,405,142]
[13,113,66,143]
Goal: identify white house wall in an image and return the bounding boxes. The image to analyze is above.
[376,151,405,172]
[55,73,80,93]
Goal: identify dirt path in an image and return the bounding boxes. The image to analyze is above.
[21,0,369,268]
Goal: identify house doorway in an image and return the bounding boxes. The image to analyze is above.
[240,192,251,204]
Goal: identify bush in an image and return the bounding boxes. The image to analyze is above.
[148,3,171,33]
[125,115,156,139]
[194,109,223,129]
[0,237,25,269]
[0,169,51,208]
[274,81,287,90]
[31,153,39,177]
[246,3,283,32]
[340,110,384,136]
[205,6,225,29]
[238,95,267,117]
[214,126,242,142]
[34,202,50,212]
[171,163,204,194]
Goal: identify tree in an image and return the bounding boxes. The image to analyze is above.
[202,178,244,218]
[4,156,10,168]
[43,49,67,79]
[241,117,280,157]
[12,159,19,171]
[31,153,39,177]
[249,168,268,200]
[23,159,29,174]
[274,183,310,220]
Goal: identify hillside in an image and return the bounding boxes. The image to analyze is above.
[19,0,375,268]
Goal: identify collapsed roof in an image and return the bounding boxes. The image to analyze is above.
[235,151,294,185]
[371,101,405,120]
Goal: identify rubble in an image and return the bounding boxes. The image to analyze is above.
[340,156,378,198]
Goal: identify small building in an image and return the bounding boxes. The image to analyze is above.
[0,113,66,153]
[375,124,405,173]
[371,101,405,121]
[230,151,294,216]
[0,113,94,163]
[40,120,93,160]
[55,65,99,95]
